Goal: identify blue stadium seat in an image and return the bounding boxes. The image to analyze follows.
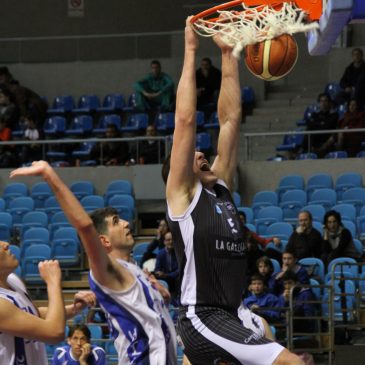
[276,132,304,152]
[70,181,95,200]
[325,151,348,159]
[341,187,365,215]
[73,95,100,114]
[104,180,133,204]
[353,238,363,256]
[237,207,253,224]
[47,95,75,115]
[51,227,80,267]
[245,223,256,232]
[335,172,363,201]
[3,182,29,208]
[306,173,333,201]
[123,93,137,112]
[324,81,343,103]
[21,227,50,257]
[8,197,35,225]
[108,194,135,222]
[265,222,293,242]
[232,192,241,207]
[196,132,211,152]
[342,220,357,238]
[279,189,307,224]
[155,112,175,133]
[93,114,121,134]
[121,113,149,133]
[88,325,103,347]
[80,195,105,212]
[43,116,66,137]
[241,86,255,107]
[22,244,52,284]
[296,153,318,160]
[277,174,305,201]
[9,244,21,261]
[270,258,281,274]
[0,198,5,211]
[49,211,71,239]
[299,257,325,283]
[72,141,96,160]
[296,104,319,127]
[196,110,205,127]
[327,257,358,277]
[332,203,356,224]
[20,211,49,238]
[133,242,149,266]
[308,188,337,212]
[43,196,62,219]
[0,212,12,241]
[252,191,278,217]
[65,115,93,136]
[204,112,219,129]
[312,221,323,235]
[255,206,283,236]
[97,93,125,113]
[31,182,53,209]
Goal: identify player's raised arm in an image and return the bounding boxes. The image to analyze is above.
[10,161,130,288]
[166,18,199,214]
[211,35,241,190]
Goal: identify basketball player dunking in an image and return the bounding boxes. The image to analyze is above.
[163,17,304,365]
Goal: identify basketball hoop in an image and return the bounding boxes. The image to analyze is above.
[190,0,320,58]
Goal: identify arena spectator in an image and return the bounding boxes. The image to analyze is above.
[270,250,310,295]
[322,210,361,264]
[339,48,365,106]
[90,124,130,166]
[256,256,276,291]
[20,112,42,164]
[243,274,281,324]
[0,66,47,125]
[134,60,174,113]
[286,211,324,260]
[134,125,165,164]
[196,57,221,117]
[51,324,106,365]
[0,86,19,128]
[277,270,316,333]
[140,218,169,267]
[0,117,16,168]
[154,231,179,297]
[337,98,365,156]
[304,93,339,157]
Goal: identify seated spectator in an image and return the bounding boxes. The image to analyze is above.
[0,66,47,126]
[51,324,106,365]
[0,86,19,129]
[20,112,42,164]
[90,124,130,166]
[134,60,174,113]
[243,274,281,324]
[154,231,179,297]
[133,125,165,164]
[322,210,361,264]
[337,98,365,156]
[0,117,17,168]
[304,93,338,157]
[256,256,276,290]
[339,48,365,105]
[196,57,221,117]
[271,250,310,295]
[277,270,316,333]
[140,218,169,267]
[286,211,324,260]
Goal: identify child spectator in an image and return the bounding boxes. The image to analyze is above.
[277,271,316,333]
[256,256,276,291]
[20,112,42,163]
[271,250,310,295]
[243,274,281,324]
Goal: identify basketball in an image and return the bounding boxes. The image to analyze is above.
[244,34,298,81]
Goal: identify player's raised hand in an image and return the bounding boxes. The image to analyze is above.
[10,160,52,179]
[73,291,97,311]
[39,260,62,285]
[186,16,199,51]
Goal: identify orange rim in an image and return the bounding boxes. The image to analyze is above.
[190,0,322,23]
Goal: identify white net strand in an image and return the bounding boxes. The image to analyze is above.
[193,2,319,58]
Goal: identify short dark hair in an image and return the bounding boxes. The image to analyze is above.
[256,256,273,271]
[317,92,330,103]
[282,249,297,258]
[323,209,342,226]
[89,207,119,235]
[151,60,161,68]
[281,270,298,283]
[250,274,265,284]
[161,154,171,184]
[68,324,91,340]
[201,57,212,66]
[299,210,313,222]
[352,48,363,57]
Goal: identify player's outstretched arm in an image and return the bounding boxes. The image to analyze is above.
[10,161,128,288]
[167,17,199,214]
[0,260,65,343]
[211,35,241,190]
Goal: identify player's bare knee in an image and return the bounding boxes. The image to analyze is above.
[272,349,304,365]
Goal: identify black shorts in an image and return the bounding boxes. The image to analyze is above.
[177,305,283,365]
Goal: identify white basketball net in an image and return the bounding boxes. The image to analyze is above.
[192,2,319,58]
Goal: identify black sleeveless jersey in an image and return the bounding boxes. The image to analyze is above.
[167,180,248,311]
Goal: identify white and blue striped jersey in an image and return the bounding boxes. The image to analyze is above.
[89,259,177,365]
[51,344,106,365]
[0,273,48,365]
